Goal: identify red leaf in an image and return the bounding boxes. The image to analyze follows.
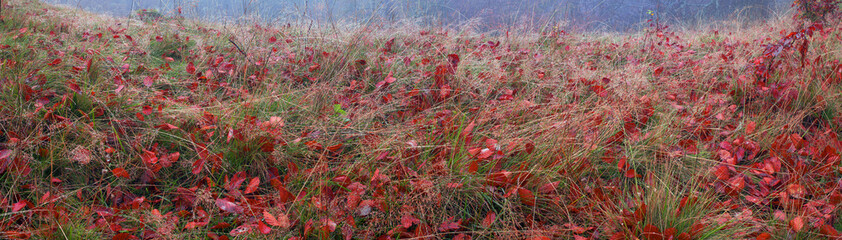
[141,150,158,165]
[774,210,787,221]
[625,168,640,178]
[517,188,536,206]
[326,143,343,152]
[755,232,772,240]
[184,221,208,229]
[0,149,11,159]
[590,85,607,97]
[264,211,291,228]
[71,146,92,165]
[401,215,419,228]
[229,224,251,236]
[12,201,25,212]
[526,237,551,240]
[820,224,840,237]
[215,198,243,214]
[244,177,260,194]
[786,183,806,198]
[257,221,271,234]
[269,36,277,43]
[143,76,154,87]
[789,216,804,232]
[186,62,196,74]
[475,148,494,159]
[270,178,295,203]
[112,168,130,179]
[727,176,745,193]
[437,217,461,232]
[192,158,205,175]
[321,218,337,233]
[746,121,757,135]
[466,160,478,173]
[539,181,560,194]
[642,224,663,240]
[385,74,397,84]
[713,165,730,180]
[142,105,153,115]
[482,211,496,227]
[154,123,179,131]
[112,233,137,240]
[47,58,62,66]
[653,67,664,77]
[39,192,52,205]
[211,222,231,230]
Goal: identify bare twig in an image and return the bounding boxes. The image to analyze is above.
[228,37,256,66]
[228,38,247,56]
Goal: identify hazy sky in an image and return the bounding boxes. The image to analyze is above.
[42,0,790,31]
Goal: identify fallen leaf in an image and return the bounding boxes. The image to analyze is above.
[244,177,260,194]
[215,198,243,214]
[47,58,62,66]
[143,76,154,87]
[482,211,496,228]
[12,202,25,212]
[257,221,271,234]
[112,168,130,179]
[264,211,291,228]
[112,233,137,240]
[518,188,536,206]
[401,215,420,228]
[155,123,180,131]
[70,146,92,165]
[229,224,251,236]
[186,62,196,74]
[789,216,804,232]
[820,224,841,237]
[642,224,663,240]
[746,121,757,135]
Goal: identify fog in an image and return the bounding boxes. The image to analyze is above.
[43,0,789,31]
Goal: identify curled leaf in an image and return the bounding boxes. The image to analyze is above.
[215,198,243,214]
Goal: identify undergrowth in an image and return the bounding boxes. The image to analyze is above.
[1,0,842,239]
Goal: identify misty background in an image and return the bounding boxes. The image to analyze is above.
[42,0,791,31]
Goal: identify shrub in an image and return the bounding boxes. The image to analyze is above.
[136,9,163,22]
[794,0,842,21]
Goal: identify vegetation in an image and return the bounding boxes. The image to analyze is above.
[0,0,841,239]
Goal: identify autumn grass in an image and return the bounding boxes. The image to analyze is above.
[1,0,842,239]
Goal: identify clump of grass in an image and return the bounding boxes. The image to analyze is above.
[135,9,164,22]
[149,32,194,60]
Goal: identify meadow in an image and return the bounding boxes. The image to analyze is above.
[1,0,841,239]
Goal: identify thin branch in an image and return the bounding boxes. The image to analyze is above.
[228,38,247,56]
[228,38,255,66]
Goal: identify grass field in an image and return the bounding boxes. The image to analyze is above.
[1,0,842,239]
